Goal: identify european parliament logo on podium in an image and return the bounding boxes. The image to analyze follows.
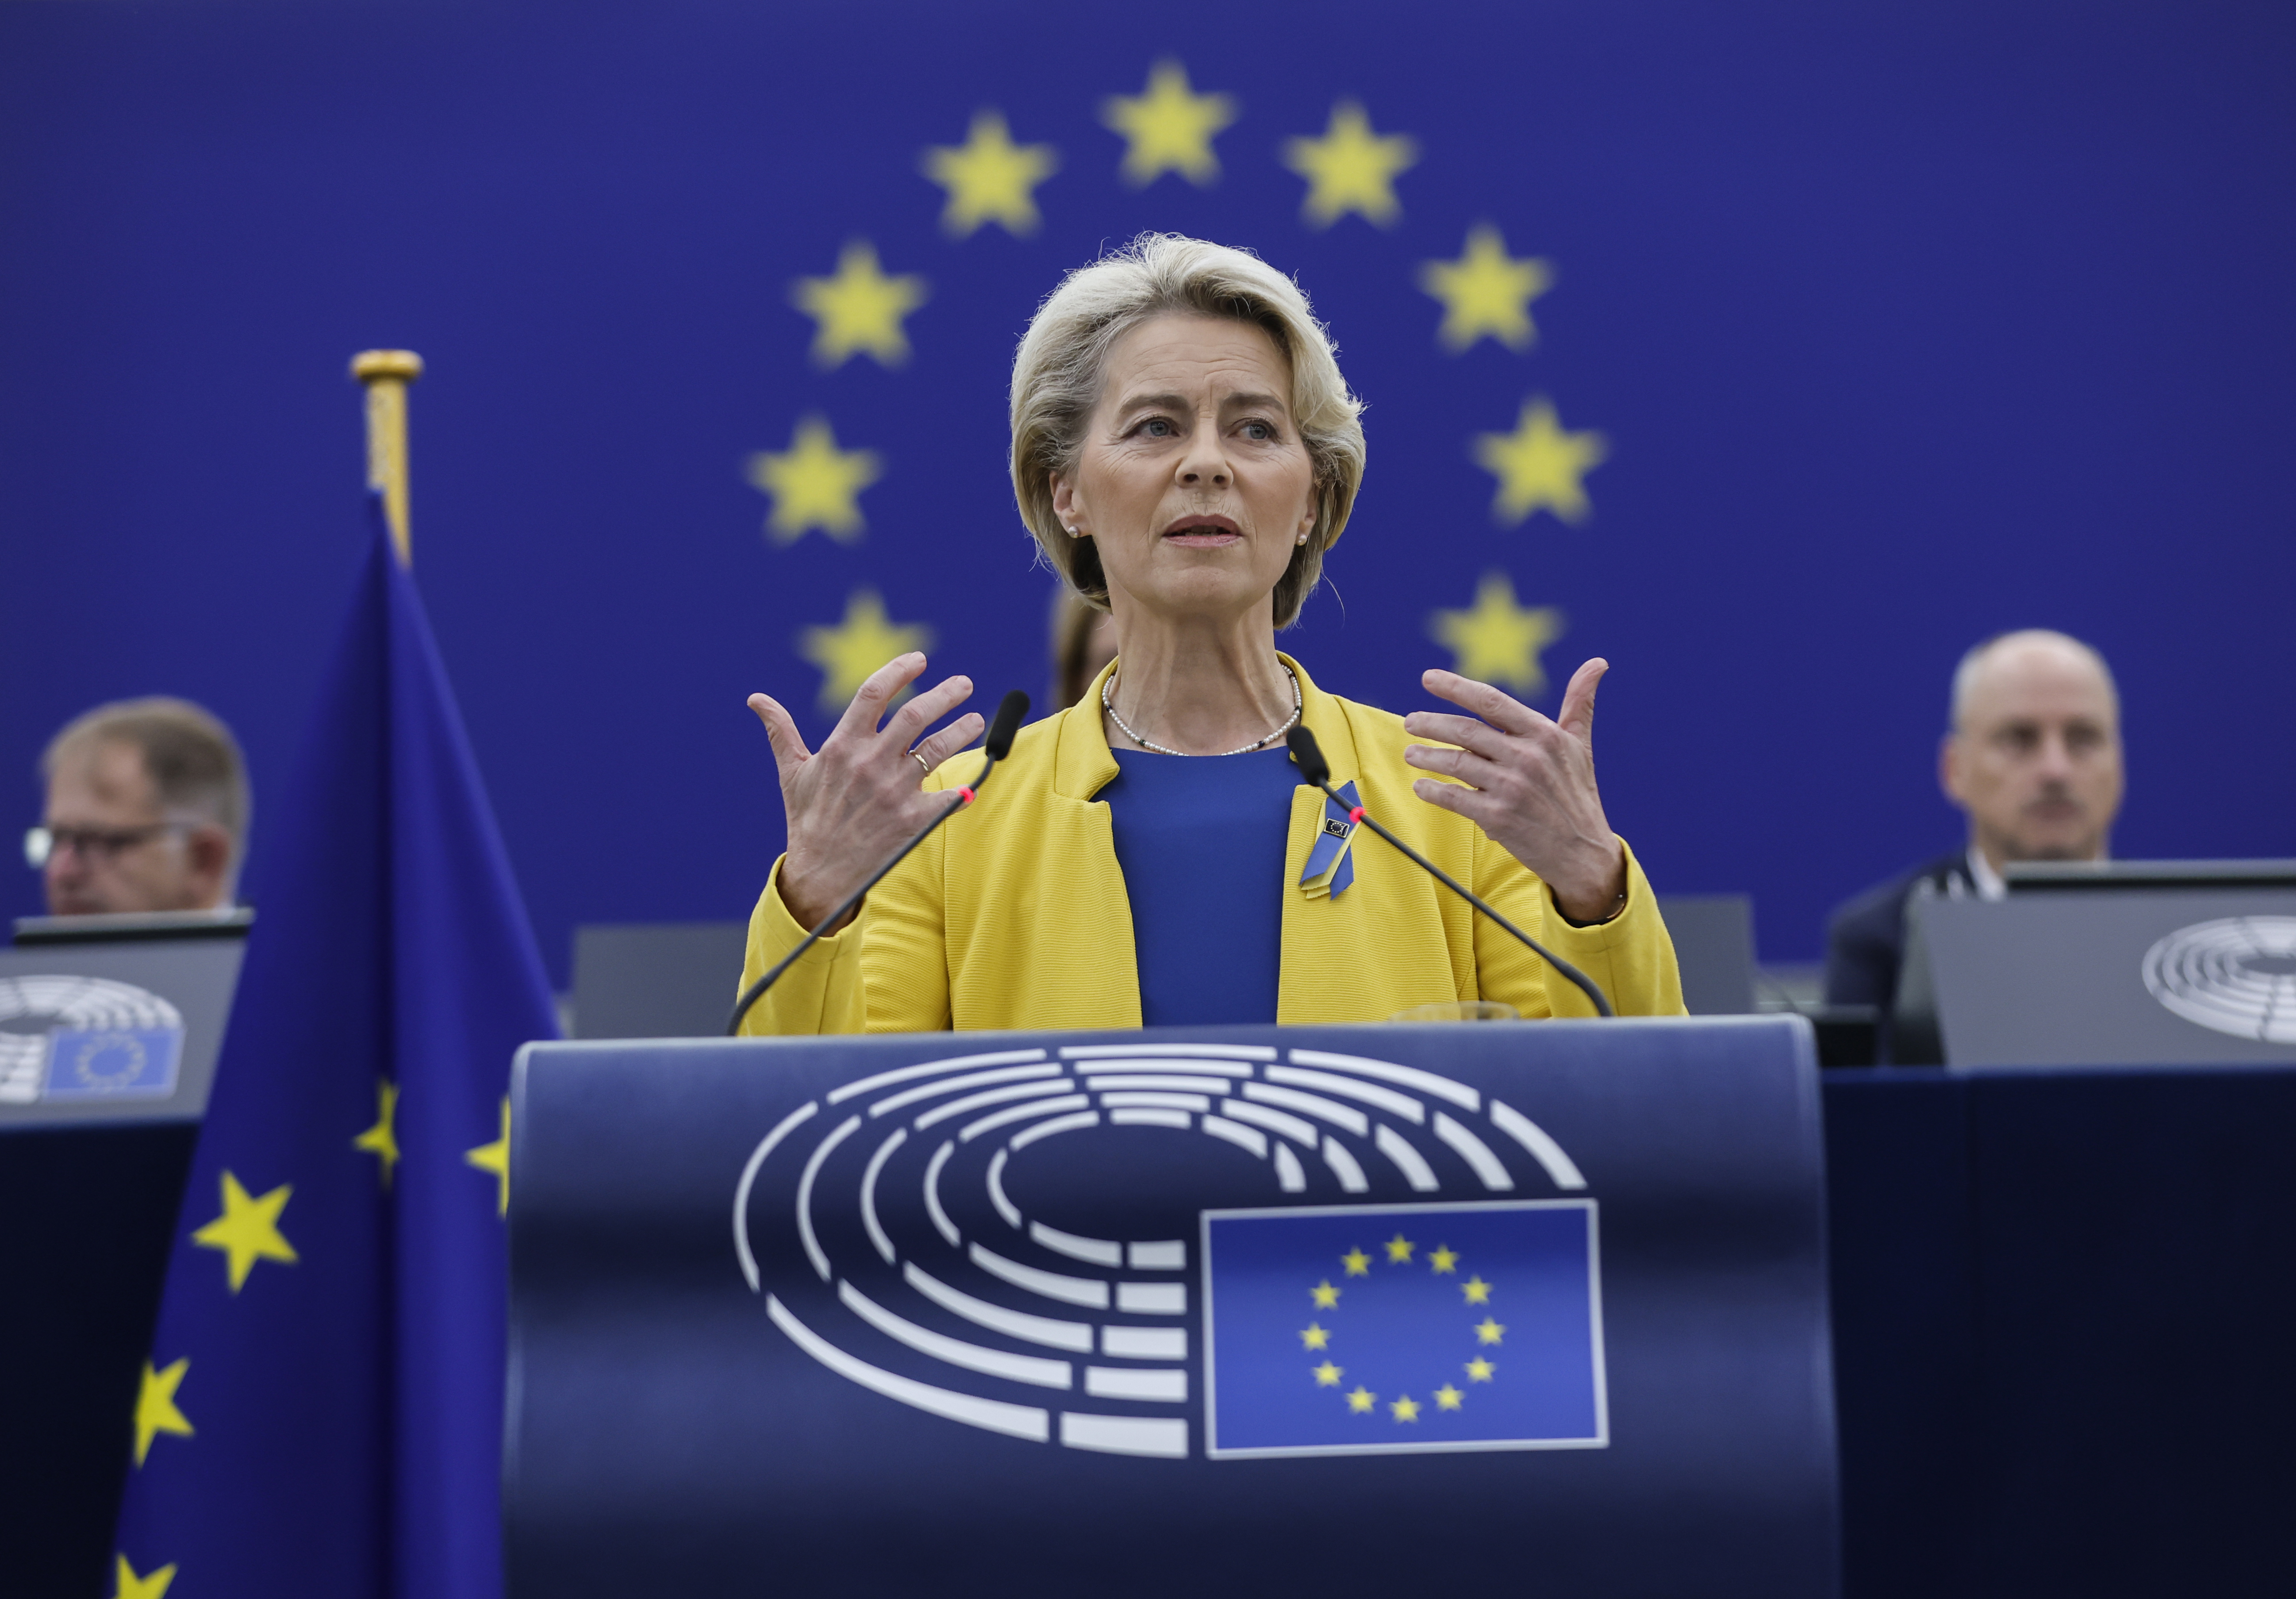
[730,1039,1608,1464]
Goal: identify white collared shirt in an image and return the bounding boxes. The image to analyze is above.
[1966,847,2008,902]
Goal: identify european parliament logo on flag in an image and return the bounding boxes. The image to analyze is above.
[109,497,558,1599]
[1203,1200,1606,1457]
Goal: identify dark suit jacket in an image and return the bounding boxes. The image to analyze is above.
[1824,851,1977,1057]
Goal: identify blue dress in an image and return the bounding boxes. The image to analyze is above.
[1099,747,1301,1026]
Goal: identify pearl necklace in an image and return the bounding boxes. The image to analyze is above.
[1102,662,1302,757]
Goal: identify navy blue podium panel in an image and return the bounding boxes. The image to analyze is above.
[1824,1064,2296,1599]
[507,1018,1837,1598]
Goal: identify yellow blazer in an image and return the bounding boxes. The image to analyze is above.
[737,656,1685,1034]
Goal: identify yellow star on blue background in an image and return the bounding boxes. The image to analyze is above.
[922,110,1058,236]
[465,1098,510,1216]
[1102,60,1236,186]
[791,241,928,368]
[132,1357,193,1466]
[1420,225,1553,352]
[799,589,936,712]
[1473,397,1609,525]
[111,1554,177,1599]
[189,1171,297,1292]
[1282,101,1418,227]
[745,417,883,545]
[1430,573,1566,694]
[352,1076,399,1187]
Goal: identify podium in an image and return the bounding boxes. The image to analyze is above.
[507,1018,1838,1597]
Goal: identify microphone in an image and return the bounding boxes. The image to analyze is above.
[726,690,1030,1036]
[1285,725,1616,1019]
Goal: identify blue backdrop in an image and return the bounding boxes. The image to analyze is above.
[4,0,2292,984]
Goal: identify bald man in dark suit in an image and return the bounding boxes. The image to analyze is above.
[1824,631,2123,1058]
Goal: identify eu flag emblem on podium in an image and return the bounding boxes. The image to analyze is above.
[1202,1201,1606,1457]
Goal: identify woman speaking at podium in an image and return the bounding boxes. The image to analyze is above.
[738,236,1684,1034]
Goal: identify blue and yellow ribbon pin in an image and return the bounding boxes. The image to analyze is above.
[1298,781,1362,900]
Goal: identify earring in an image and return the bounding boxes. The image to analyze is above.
[1295,533,1308,546]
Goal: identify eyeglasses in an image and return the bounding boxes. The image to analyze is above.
[23,823,191,869]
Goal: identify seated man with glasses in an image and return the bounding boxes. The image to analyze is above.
[27,697,250,918]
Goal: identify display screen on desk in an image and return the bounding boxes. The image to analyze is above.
[0,938,243,1127]
[1921,890,2296,1069]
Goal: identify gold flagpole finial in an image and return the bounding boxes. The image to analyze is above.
[350,350,424,566]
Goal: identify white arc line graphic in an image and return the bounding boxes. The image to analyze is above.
[1102,1324,1186,1358]
[859,1126,906,1264]
[837,1279,1072,1389]
[971,1243,1109,1309]
[1109,1107,1191,1128]
[1274,1142,1307,1192]
[1218,1098,1318,1146]
[1084,1074,1236,1093]
[1085,1366,1187,1402]
[1320,1135,1369,1192]
[1098,1091,1213,1112]
[1434,1111,1514,1190]
[986,1148,1022,1228]
[829,1048,1048,1104]
[960,1095,1092,1142]
[1060,1413,1189,1457]
[1067,1058,1254,1076]
[1010,1109,1101,1149]
[734,1099,818,1290]
[1058,1044,1272,1060]
[923,1139,960,1246]
[912,1078,1075,1130]
[905,1262,1093,1352]
[767,1295,1049,1442]
[1242,1081,1369,1135]
[1201,1116,1268,1157]
[1286,1048,1481,1110]
[869,1062,1064,1118]
[1265,1064,1426,1122]
[1375,1123,1440,1191]
[1031,1221,1122,1267]
[1489,1099,1588,1189]
[796,1114,862,1282]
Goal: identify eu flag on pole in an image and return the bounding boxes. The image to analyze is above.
[111,499,557,1599]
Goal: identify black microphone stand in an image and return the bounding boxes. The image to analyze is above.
[1286,726,1616,1019]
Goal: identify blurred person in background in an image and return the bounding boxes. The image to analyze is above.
[28,697,250,917]
[1824,630,2123,1039]
[1049,587,1120,710]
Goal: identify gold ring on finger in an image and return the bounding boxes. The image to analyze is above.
[911,747,932,774]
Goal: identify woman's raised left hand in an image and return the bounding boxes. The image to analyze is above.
[1401,659,1628,924]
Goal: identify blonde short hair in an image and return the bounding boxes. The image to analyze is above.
[42,696,250,885]
[1010,234,1367,630]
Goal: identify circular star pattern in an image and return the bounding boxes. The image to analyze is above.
[754,59,1609,716]
[1297,1232,1508,1425]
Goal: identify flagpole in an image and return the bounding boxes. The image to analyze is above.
[350,349,424,567]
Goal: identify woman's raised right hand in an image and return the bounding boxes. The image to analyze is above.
[748,652,983,933]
